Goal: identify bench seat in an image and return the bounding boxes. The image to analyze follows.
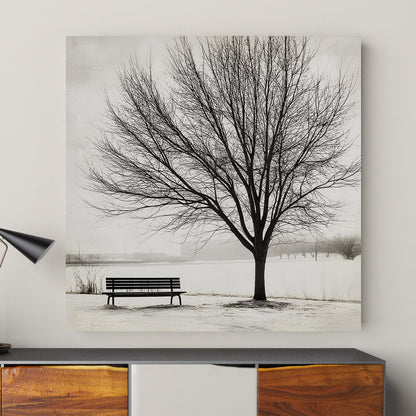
[104,277,186,306]
[103,291,186,297]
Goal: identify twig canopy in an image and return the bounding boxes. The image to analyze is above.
[89,36,360,300]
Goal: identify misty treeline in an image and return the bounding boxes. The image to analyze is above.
[270,235,361,260]
[66,253,103,265]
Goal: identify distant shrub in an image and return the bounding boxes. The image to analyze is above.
[333,235,361,260]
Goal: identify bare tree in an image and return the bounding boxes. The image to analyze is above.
[88,36,360,301]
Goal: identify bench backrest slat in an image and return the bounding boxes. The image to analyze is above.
[105,277,181,291]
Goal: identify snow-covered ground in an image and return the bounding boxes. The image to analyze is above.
[66,257,360,331]
[66,293,361,332]
[66,256,361,301]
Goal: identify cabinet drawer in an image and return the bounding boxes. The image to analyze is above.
[1,365,128,416]
[131,364,257,416]
[258,364,384,416]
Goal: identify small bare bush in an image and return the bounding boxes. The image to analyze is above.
[72,254,103,294]
[334,235,361,260]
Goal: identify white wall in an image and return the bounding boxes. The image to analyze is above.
[0,1,414,414]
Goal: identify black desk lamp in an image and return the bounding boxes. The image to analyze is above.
[0,228,54,352]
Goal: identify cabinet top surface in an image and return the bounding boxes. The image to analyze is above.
[0,348,384,365]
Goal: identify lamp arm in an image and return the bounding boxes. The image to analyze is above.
[0,237,8,268]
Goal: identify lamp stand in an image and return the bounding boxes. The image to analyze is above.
[0,343,11,353]
[0,237,8,267]
[0,237,11,352]
[0,228,54,354]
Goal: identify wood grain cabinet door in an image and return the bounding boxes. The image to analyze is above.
[1,365,128,416]
[258,364,384,416]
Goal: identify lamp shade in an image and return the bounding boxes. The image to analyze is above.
[0,228,54,264]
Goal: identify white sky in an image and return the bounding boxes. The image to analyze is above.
[66,36,361,255]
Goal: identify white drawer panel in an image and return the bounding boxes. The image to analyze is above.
[130,364,257,416]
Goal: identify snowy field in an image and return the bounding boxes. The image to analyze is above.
[66,256,360,301]
[66,294,360,332]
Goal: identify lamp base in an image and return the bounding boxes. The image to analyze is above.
[0,343,11,353]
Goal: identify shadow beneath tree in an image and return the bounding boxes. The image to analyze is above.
[223,299,290,310]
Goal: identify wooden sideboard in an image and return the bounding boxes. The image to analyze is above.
[0,349,385,416]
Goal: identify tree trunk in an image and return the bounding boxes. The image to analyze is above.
[253,255,267,301]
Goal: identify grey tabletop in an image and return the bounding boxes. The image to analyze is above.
[0,348,384,365]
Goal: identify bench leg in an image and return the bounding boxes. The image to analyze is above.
[170,296,173,305]
[112,296,115,306]
[107,296,110,305]
[178,295,182,306]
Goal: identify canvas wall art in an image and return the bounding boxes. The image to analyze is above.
[66,36,361,331]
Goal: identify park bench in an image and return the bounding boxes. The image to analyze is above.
[103,277,186,306]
